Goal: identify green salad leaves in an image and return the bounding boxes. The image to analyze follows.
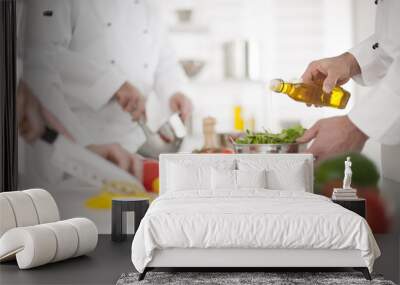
[235,125,305,145]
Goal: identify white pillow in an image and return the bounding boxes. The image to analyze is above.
[236,169,267,189]
[212,169,267,190]
[237,159,308,191]
[212,168,236,190]
[266,161,307,191]
[167,162,212,191]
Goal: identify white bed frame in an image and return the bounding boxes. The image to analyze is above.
[139,154,371,280]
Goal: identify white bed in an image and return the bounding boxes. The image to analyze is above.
[131,154,380,280]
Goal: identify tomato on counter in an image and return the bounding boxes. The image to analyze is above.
[143,159,159,193]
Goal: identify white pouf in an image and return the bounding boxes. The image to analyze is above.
[0,196,17,237]
[0,218,98,269]
[0,189,98,269]
[0,226,57,268]
[1,191,39,227]
[42,221,79,262]
[65,218,98,257]
[23,189,60,223]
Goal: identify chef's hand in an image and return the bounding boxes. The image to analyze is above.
[114,82,146,121]
[17,82,45,143]
[41,107,75,141]
[17,81,74,143]
[301,52,361,94]
[296,116,368,162]
[86,143,139,175]
[169,93,193,122]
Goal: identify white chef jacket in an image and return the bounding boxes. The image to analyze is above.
[23,0,185,151]
[348,0,400,145]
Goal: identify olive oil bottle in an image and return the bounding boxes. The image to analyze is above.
[269,78,350,109]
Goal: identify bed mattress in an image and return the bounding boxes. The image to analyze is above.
[131,189,380,273]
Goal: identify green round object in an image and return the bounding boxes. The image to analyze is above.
[314,153,380,194]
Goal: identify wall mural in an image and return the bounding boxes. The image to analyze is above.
[15,0,394,235]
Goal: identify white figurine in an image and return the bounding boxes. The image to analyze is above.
[343,156,352,189]
[332,156,357,200]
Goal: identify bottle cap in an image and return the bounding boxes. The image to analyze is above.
[269,79,284,92]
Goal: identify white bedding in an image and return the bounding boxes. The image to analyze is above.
[131,190,380,273]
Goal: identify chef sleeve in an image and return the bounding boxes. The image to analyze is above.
[348,35,393,86]
[348,55,400,145]
[23,0,92,145]
[23,51,92,146]
[153,29,187,104]
[50,47,126,110]
[24,0,126,111]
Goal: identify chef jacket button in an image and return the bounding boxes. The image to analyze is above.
[143,29,148,34]
[110,60,116,64]
[143,63,148,69]
[372,42,379,50]
[134,0,139,4]
[107,22,112,27]
[374,0,378,5]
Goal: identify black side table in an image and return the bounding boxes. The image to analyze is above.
[112,198,149,242]
[332,198,366,218]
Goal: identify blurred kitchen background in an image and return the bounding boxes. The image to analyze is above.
[164,0,378,163]
[17,0,379,171]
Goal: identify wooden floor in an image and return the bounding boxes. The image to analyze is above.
[0,235,134,285]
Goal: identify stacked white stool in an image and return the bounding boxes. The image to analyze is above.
[0,189,98,269]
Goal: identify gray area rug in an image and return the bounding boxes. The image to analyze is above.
[116,272,396,285]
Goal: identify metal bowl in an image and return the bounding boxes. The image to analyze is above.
[137,114,186,160]
[138,123,183,160]
[233,143,306,154]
